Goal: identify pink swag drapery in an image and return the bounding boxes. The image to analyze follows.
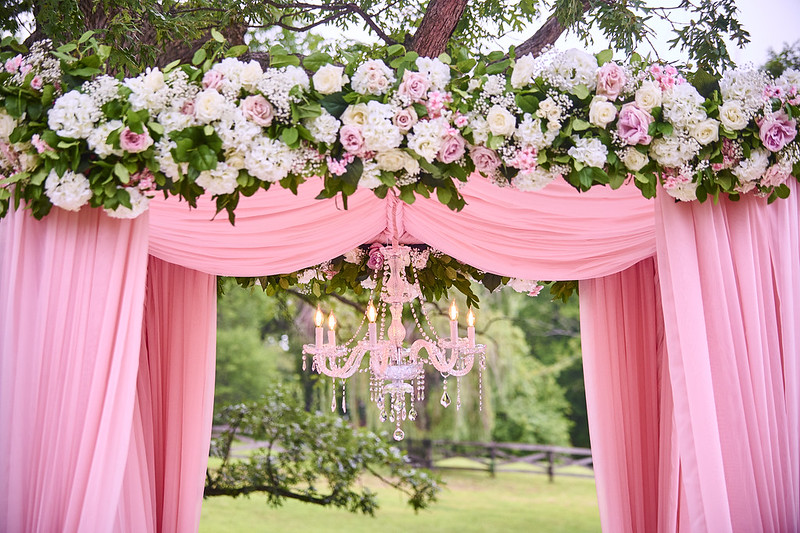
[1,175,798,532]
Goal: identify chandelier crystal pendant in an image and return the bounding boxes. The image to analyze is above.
[302,243,487,441]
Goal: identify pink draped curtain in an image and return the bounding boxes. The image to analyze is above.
[2,173,798,532]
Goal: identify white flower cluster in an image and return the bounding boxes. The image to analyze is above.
[407,117,448,163]
[306,110,340,144]
[515,114,558,150]
[512,166,560,191]
[362,101,403,152]
[83,75,123,107]
[9,40,61,89]
[776,69,800,93]
[105,188,150,219]
[719,67,769,117]
[351,60,395,95]
[732,149,770,193]
[47,90,102,139]
[196,162,240,195]
[415,57,450,91]
[257,65,309,121]
[44,170,92,211]
[652,83,717,167]
[244,136,296,182]
[546,49,598,93]
[568,136,608,168]
[87,119,123,158]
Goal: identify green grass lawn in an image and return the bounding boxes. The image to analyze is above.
[200,460,600,533]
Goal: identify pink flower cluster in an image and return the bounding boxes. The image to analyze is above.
[31,134,53,154]
[711,138,742,172]
[649,65,685,91]
[662,169,692,191]
[326,153,355,176]
[425,91,452,118]
[507,147,538,171]
[129,168,156,192]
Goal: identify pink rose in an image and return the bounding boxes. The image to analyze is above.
[596,62,626,101]
[30,76,43,90]
[759,110,797,152]
[393,107,418,132]
[180,99,195,116]
[202,70,224,90]
[5,55,22,73]
[438,133,466,164]
[366,243,384,270]
[470,146,501,174]
[339,125,364,153]
[119,127,153,153]
[398,71,430,102]
[761,164,792,188]
[241,95,274,127]
[617,103,654,145]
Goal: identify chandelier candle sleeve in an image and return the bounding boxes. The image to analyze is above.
[449,300,459,341]
[328,312,336,346]
[315,306,324,348]
[467,308,475,348]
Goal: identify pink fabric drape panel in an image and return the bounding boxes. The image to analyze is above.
[656,188,800,532]
[579,258,673,533]
[117,257,217,532]
[0,207,149,532]
[147,176,656,280]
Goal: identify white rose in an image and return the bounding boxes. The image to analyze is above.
[511,54,536,89]
[239,61,263,92]
[225,150,246,170]
[718,101,749,131]
[621,148,649,171]
[691,118,719,145]
[404,154,420,176]
[588,97,617,129]
[194,89,226,123]
[486,105,516,136]
[142,68,166,93]
[341,103,369,126]
[376,149,407,172]
[635,81,662,112]
[313,64,346,94]
[0,109,17,141]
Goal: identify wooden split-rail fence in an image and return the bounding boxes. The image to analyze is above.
[404,439,594,482]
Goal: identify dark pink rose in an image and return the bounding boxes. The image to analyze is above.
[617,103,654,145]
[393,107,418,132]
[180,99,195,116]
[339,125,364,153]
[202,70,224,90]
[119,127,153,153]
[438,134,466,164]
[398,71,430,102]
[241,95,274,127]
[759,110,797,152]
[470,146,501,174]
[366,243,384,270]
[596,62,626,101]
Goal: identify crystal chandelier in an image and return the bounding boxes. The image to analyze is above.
[302,243,487,441]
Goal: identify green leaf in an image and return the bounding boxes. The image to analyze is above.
[113,162,130,183]
[436,187,452,205]
[192,48,207,66]
[572,118,591,131]
[387,44,405,56]
[571,84,590,100]
[515,93,539,114]
[596,49,613,66]
[304,52,334,71]
[281,127,299,146]
[486,59,511,75]
[211,28,225,42]
[226,45,249,58]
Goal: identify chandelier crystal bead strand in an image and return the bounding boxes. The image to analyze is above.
[302,244,487,440]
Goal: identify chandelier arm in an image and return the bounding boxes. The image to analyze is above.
[447,355,475,377]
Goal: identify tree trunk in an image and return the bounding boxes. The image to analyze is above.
[409,0,469,57]
[514,0,594,58]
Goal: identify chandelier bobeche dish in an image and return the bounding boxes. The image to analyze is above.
[303,243,487,441]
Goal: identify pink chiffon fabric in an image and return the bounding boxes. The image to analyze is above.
[148,176,656,280]
[0,207,149,532]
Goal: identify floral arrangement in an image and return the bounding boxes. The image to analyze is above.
[232,242,545,308]
[1,34,799,223]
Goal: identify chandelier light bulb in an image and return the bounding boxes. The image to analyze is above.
[367,301,377,323]
[467,308,475,327]
[449,300,458,321]
[315,306,324,327]
[328,311,336,330]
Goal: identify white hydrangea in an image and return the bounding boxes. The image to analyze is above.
[196,162,239,195]
[777,68,800,93]
[482,75,506,96]
[719,67,769,115]
[512,167,556,191]
[83,75,122,107]
[48,90,102,139]
[297,269,317,284]
[343,248,364,264]
[407,118,447,163]
[244,136,295,182]
[507,278,542,294]
[215,110,261,153]
[469,115,490,145]
[306,111,341,144]
[732,149,770,185]
[104,187,150,219]
[283,65,310,91]
[362,101,402,152]
[511,54,537,89]
[125,68,170,115]
[662,84,706,129]
[567,137,608,168]
[351,59,395,95]
[649,134,700,168]
[548,49,598,92]
[358,160,383,189]
[664,178,699,202]
[44,169,92,211]
[155,139,187,180]
[87,120,123,158]
[415,56,450,91]
[515,114,559,150]
[158,109,196,133]
[257,66,309,121]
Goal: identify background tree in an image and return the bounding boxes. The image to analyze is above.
[3,0,750,73]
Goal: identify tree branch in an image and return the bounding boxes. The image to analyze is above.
[514,0,593,58]
[408,0,469,57]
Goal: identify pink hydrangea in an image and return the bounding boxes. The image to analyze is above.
[649,64,685,91]
[30,76,43,90]
[4,55,22,73]
[761,164,792,188]
[425,91,452,118]
[130,168,156,192]
[31,134,53,154]
[507,147,538,171]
